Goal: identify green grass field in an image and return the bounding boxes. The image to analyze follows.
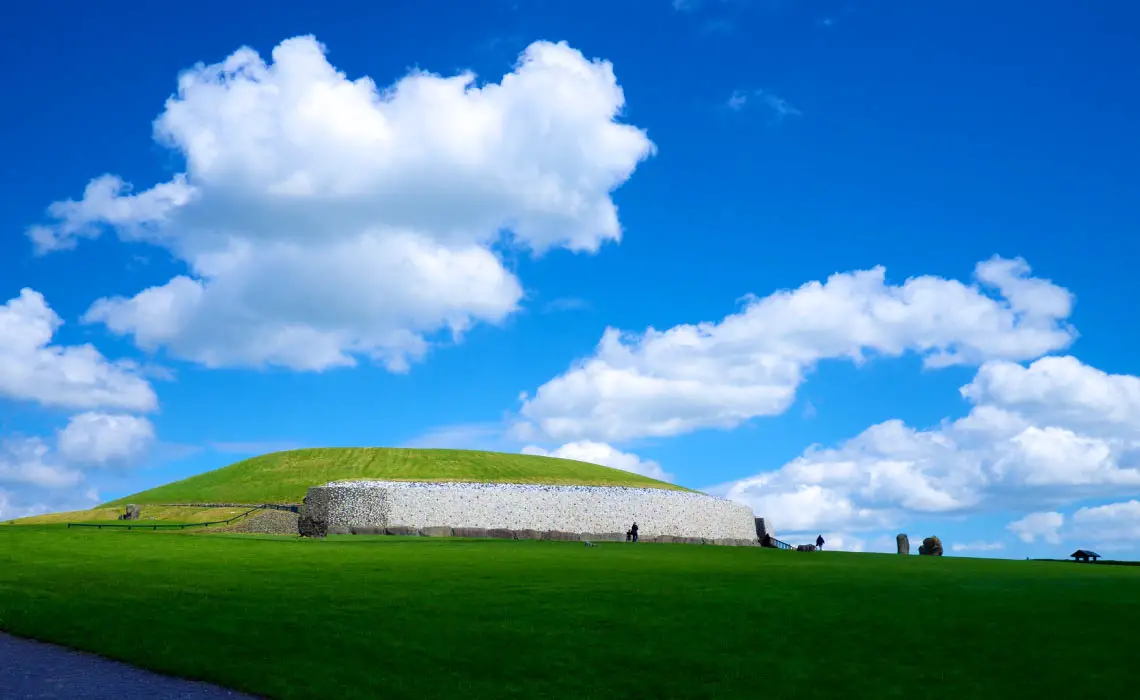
[1,526,1137,699]
[103,448,684,506]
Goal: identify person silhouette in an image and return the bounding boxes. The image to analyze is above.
[631,522,639,543]
[816,534,825,551]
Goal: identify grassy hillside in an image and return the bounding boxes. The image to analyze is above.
[105,448,685,506]
[2,528,1137,700]
[7,505,247,526]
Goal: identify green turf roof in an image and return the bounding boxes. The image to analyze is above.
[104,447,687,506]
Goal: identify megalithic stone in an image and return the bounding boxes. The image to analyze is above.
[754,517,771,540]
[896,533,910,555]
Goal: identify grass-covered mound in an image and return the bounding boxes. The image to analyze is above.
[1,527,1136,699]
[104,448,685,506]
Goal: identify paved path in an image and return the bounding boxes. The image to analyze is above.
[1,632,258,699]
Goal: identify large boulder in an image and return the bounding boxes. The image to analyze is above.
[754,517,772,540]
[385,525,419,536]
[918,536,943,556]
[349,526,384,535]
[125,504,141,521]
[897,533,910,555]
[453,527,489,538]
[297,514,327,538]
[796,544,817,552]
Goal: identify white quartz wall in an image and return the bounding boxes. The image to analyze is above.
[306,481,757,541]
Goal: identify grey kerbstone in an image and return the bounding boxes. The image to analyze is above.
[420,526,453,537]
[385,525,418,536]
[350,526,384,535]
[453,527,489,538]
[542,530,580,541]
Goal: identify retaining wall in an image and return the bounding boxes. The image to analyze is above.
[303,481,757,544]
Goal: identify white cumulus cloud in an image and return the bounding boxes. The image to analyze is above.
[1008,511,1065,544]
[1069,500,1140,546]
[517,257,1075,443]
[715,354,1140,535]
[30,36,654,373]
[56,412,156,466]
[0,289,157,412]
[522,441,674,482]
[0,438,83,489]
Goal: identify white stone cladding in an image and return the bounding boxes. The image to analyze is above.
[304,481,757,541]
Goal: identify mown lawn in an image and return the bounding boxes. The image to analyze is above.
[1,526,1137,699]
[104,448,686,506]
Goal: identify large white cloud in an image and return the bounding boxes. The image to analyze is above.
[0,437,83,489]
[716,355,1140,535]
[1069,500,1140,547]
[1008,511,1064,544]
[521,441,674,482]
[0,289,156,412]
[962,356,1140,439]
[1006,501,1140,550]
[56,412,156,466]
[517,257,1075,442]
[0,413,156,522]
[30,36,654,372]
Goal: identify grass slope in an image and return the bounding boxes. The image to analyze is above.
[2,527,1138,700]
[105,448,684,506]
[8,505,249,526]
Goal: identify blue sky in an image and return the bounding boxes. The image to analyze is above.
[3,0,1139,558]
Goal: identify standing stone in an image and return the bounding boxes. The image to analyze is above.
[896,533,910,555]
[919,535,943,556]
[754,517,771,540]
[296,502,327,538]
[125,504,141,521]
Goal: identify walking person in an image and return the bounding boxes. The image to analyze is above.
[631,522,639,543]
[816,534,825,551]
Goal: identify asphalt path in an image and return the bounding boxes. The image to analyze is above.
[0,632,258,699]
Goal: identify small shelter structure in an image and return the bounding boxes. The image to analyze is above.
[1070,549,1101,563]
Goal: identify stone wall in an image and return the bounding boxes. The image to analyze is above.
[303,481,758,543]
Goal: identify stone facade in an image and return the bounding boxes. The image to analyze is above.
[303,481,758,544]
